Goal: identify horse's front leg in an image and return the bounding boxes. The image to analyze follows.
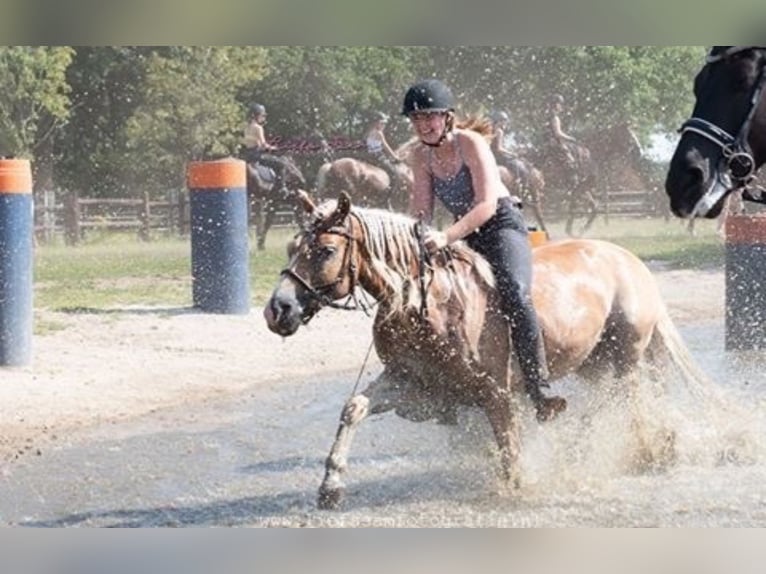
[481,385,523,489]
[258,199,276,250]
[318,369,400,510]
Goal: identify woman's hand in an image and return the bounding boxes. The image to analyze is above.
[424,229,449,253]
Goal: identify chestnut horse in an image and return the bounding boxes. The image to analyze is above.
[263,191,711,509]
[314,141,416,213]
[666,46,766,219]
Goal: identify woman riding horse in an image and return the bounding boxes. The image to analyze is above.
[242,103,292,197]
[402,78,566,423]
[363,111,405,206]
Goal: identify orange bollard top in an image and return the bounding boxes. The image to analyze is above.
[527,229,549,249]
[724,214,766,245]
[0,159,32,194]
[187,158,246,190]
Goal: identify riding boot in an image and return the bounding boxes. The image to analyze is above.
[515,327,567,423]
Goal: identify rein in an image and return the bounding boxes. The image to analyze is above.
[413,216,432,319]
[679,46,766,205]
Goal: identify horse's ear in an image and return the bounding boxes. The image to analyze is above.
[296,189,316,214]
[337,191,351,218]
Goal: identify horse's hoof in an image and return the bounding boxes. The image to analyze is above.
[317,485,344,510]
[535,396,567,423]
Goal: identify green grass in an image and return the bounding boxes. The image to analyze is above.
[32,217,725,311]
[34,229,298,311]
[544,215,725,269]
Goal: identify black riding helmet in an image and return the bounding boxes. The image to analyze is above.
[401,79,455,116]
[250,103,266,118]
[402,79,456,146]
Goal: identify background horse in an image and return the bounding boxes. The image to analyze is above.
[314,141,416,212]
[665,46,766,219]
[498,159,547,232]
[264,191,713,510]
[532,121,646,236]
[532,135,599,236]
[246,154,307,250]
[314,157,413,212]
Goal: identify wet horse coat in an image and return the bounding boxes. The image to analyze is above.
[263,193,704,509]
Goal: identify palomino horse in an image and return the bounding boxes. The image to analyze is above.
[665,46,766,219]
[263,191,707,509]
[246,154,307,250]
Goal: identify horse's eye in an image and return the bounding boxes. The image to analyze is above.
[315,245,337,260]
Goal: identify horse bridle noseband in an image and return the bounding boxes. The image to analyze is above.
[279,214,372,318]
[679,46,766,203]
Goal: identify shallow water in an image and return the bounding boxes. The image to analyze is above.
[2,320,766,527]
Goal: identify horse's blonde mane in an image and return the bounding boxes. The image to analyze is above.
[350,206,495,314]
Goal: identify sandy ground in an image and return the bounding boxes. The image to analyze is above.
[0,265,724,463]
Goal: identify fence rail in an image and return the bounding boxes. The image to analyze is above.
[34,186,664,245]
[34,190,188,245]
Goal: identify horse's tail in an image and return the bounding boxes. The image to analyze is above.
[283,157,306,186]
[315,162,331,199]
[648,307,731,409]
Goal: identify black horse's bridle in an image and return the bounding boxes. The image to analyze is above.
[679,46,766,204]
[279,214,372,318]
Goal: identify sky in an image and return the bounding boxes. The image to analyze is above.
[647,132,678,163]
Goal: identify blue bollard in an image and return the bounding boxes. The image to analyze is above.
[0,159,33,366]
[725,214,766,350]
[187,158,250,314]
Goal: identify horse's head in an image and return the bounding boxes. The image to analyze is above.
[263,191,360,336]
[666,46,766,218]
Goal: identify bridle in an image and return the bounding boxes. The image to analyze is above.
[279,213,373,318]
[280,211,434,322]
[678,46,766,205]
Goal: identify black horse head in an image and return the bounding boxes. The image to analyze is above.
[665,46,766,219]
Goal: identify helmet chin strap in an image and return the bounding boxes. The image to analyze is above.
[420,127,450,147]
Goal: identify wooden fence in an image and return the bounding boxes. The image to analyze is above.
[34,186,666,245]
[34,190,187,245]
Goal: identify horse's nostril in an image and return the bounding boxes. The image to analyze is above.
[277,300,293,320]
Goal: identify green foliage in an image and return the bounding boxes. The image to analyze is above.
[0,46,73,157]
[124,47,268,194]
[0,46,708,197]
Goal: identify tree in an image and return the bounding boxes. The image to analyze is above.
[0,46,72,158]
[123,47,268,196]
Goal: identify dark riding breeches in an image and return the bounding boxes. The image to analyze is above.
[465,198,549,395]
[244,149,291,190]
